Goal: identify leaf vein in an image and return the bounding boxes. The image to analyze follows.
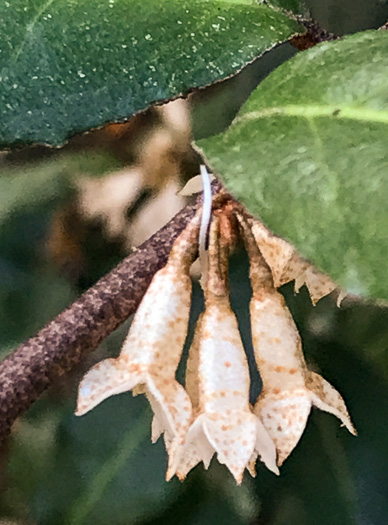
[9,0,57,66]
[238,105,388,125]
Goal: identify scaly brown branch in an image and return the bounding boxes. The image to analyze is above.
[0,180,223,445]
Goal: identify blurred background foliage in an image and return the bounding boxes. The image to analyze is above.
[1,0,388,524]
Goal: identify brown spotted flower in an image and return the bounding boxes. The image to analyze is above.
[238,212,356,467]
[168,216,278,484]
[249,217,338,305]
[76,213,202,450]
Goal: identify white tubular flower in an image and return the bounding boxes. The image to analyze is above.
[249,218,337,305]
[170,217,278,484]
[76,213,202,449]
[238,213,356,467]
[166,314,214,481]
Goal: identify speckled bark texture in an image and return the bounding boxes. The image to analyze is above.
[0,180,222,444]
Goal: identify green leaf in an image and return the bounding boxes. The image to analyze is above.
[199,30,388,300]
[0,0,300,148]
[265,0,307,16]
[304,0,388,36]
[68,408,152,525]
[54,396,178,525]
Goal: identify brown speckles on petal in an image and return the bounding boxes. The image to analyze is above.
[307,371,357,435]
[248,217,339,305]
[255,389,312,466]
[240,212,355,468]
[169,213,279,483]
[77,214,201,450]
[77,204,355,485]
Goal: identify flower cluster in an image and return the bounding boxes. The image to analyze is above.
[76,201,356,484]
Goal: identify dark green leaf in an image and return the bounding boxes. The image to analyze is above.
[0,0,300,147]
[47,396,177,525]
[266,0,307,16]
[304,0,388,36]
[199,31,388,300]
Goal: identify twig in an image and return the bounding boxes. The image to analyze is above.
[0,180,223,445]
[291,17,339,51]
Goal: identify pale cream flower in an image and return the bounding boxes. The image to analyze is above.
[238,213,356,467]
[169,217,278,484]
[76,213,202,449]
[249,218,338,305]
[76,197,356,484]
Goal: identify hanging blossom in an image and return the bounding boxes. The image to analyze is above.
[248,218,338,305]
[75,186,357,484]
[76,212,203,451]
[237,212,356,466]
[168,216,279,484]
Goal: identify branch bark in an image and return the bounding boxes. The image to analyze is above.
[0,180,222,444]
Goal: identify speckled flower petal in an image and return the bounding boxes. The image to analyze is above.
[254,389,312,466]
[203,412,258,484]
[151,412,164,443]
[249,219,294,288]
[249,218,338,304]
[76,358,141,416]
[168,415,215,481]
[170,216,278,483]
[147,377,193,448]
[306,372,357,435]
[239,212,356,466]
[165,313,206,480]
[251,290,356,465]
[249,291,314,466]
[76,260,192,423]
[249,417,280,476]
[288,254,337,305]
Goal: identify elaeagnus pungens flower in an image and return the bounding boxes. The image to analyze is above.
[169,216,279,484]
[248,217,338,305]
[76,212,202,452]
[237,212,356,467]
[75,190,357,485]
